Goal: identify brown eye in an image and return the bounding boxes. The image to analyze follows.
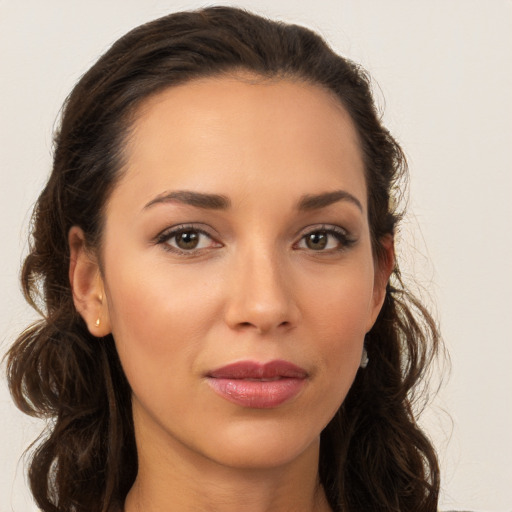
[175,231,200,250]
[296,226,354,252]
[157,226,221,254]
[305,231,328,250]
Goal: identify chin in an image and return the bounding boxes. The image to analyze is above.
[199,417,322,470]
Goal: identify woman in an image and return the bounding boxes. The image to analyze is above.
[6,6,441,512]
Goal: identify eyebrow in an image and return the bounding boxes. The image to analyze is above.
[143,190,231,210]
[143,188,363,213]
[298,190,363,212]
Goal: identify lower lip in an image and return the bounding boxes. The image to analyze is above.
[206,377,306,408]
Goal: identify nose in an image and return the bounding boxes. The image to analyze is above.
[224,248,299,335]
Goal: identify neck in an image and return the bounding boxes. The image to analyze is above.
[124,420,331,512]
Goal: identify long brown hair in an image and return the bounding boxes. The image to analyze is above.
[6,6,441,512]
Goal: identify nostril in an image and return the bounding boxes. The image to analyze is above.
[234,320,292,332]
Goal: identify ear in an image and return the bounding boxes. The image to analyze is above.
[68,226,111,336]
[366,234,395,332]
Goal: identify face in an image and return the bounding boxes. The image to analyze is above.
[94,76,388,470]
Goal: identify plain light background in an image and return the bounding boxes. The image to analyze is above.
[1,1,511,511]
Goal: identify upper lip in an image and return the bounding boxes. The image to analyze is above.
[207,360,308,379]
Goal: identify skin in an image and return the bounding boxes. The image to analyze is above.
[69,75,393,512]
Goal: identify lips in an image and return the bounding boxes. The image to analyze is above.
[205,360,307,409]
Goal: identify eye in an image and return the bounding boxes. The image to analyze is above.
[155,225,222,254]
[296,226,355,252]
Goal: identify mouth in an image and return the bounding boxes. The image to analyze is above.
[205,360,308,409]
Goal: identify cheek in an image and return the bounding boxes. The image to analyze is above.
[303,263,374,343]
[299,264,374,407]
[103,256,222,387]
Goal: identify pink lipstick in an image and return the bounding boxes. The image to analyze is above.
[206,360,307,408]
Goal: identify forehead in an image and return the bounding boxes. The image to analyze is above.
[115,75,366,210]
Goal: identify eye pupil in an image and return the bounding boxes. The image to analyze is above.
[176,231,199,249]
[306,231,327,250]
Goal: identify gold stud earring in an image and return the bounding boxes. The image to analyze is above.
[95,293,103,328]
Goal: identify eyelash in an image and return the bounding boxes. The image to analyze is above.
[154,224,356,255]
[294,225,356,253]
[154,224,221,255]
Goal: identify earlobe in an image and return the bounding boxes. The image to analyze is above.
[68,226,111,336]
[366,234,395,332]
